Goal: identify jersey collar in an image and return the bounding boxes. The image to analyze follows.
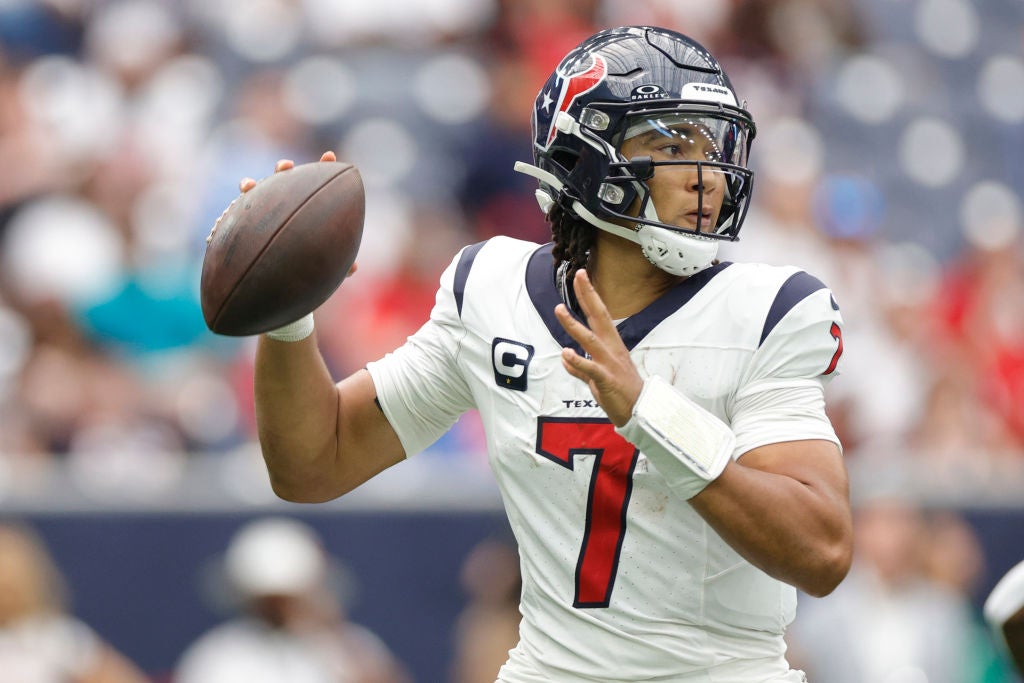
[525,243,732,354]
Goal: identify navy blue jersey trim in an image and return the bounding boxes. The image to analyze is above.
[526,244,579,351]
[616,261,732,349]
[759,271,827,347]
[526,243,732,353]
[453,240,487,318]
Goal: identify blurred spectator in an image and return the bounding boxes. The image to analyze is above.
[455,0,597,246]
[487,0,598,76]
[454,48,548,245]
[724,0,867,74]
[174,516,409,683]
[926,216,1024,451]
[0,521,151,683]
[787,495,1010,682]
[0,0,86,62]
[921,511,986,599]
[318,202,470,376]
[450,535,521,683]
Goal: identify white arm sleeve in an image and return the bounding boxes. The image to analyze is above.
[731,380,838,457]
[366,250,475,458]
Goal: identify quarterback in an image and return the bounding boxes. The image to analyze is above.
[251,27,853,683]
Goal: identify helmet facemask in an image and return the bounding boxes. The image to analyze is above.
[605,108,753,237]
[554,104,755,275]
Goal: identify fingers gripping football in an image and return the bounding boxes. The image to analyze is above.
[200,151,363,336]
[247,154,358,281]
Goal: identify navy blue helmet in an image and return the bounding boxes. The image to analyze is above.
[516,26,757,274]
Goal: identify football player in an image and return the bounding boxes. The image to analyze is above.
[251,26,853,682]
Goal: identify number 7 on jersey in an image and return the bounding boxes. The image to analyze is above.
[536,418,640,608]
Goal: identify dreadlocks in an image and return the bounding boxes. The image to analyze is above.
[548,203,596,313]
[549,203,595,278]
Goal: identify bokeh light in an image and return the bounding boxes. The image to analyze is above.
[2,196,124,305]
[898,117,964,187]
[913,0,979,60]
[960,180,1022,251]
[283,56,357,125]
[340,118,420,187]
[755,116,823,187]
[835,54,905,124]
[413,53,491,125]
[977,55,1024,123]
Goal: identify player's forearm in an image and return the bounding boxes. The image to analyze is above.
[254,334,342,502]
[690,458,852,597]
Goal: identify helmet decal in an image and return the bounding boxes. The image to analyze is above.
[631,84,670,101]
[680,82,737,106]
[540,54,607,148]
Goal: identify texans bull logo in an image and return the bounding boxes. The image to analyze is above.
[535,54,608,150]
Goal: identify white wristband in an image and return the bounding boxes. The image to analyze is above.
[265,313,315,342]
[615,376,735,499]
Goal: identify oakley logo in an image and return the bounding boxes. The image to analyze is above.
[492,338,534,391]
[631,84,668,101]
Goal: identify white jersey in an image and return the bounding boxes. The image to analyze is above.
[367,237,844,682]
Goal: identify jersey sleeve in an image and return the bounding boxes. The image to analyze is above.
[365,248,475,458]
[730,284,845,457]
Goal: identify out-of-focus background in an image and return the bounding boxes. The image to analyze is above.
[0,0,1022,681]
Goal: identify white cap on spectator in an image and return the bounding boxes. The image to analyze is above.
[2,195,124,306]
[224,517,325,597]
[984,559,1024,627]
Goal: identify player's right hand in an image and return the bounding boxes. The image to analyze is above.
[237,151,357,279]
[239,150,338,193]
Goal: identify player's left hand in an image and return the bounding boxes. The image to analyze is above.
[555,269,644,426]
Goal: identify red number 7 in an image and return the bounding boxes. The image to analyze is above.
[535,417,640,608]
[824,322,843,375]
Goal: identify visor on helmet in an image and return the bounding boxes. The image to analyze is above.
[602,110,752,238]
[618,112,749,169]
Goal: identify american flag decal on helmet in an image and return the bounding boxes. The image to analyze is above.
[538,54,607,149]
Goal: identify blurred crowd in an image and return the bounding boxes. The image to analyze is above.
[173,517,411,683]
[0,521,152,683]
[787,494,1017,682]
[0,0,1022,498]
[0,515,414,683]
[0,1,1023,680]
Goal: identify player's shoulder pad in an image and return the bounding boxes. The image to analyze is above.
[758,268,841,347]
[744,265,845,380]
[448,236,539,319]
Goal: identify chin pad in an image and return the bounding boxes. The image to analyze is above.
[637,225,719,276]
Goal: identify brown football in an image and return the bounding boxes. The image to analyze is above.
[200,161,364,336]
